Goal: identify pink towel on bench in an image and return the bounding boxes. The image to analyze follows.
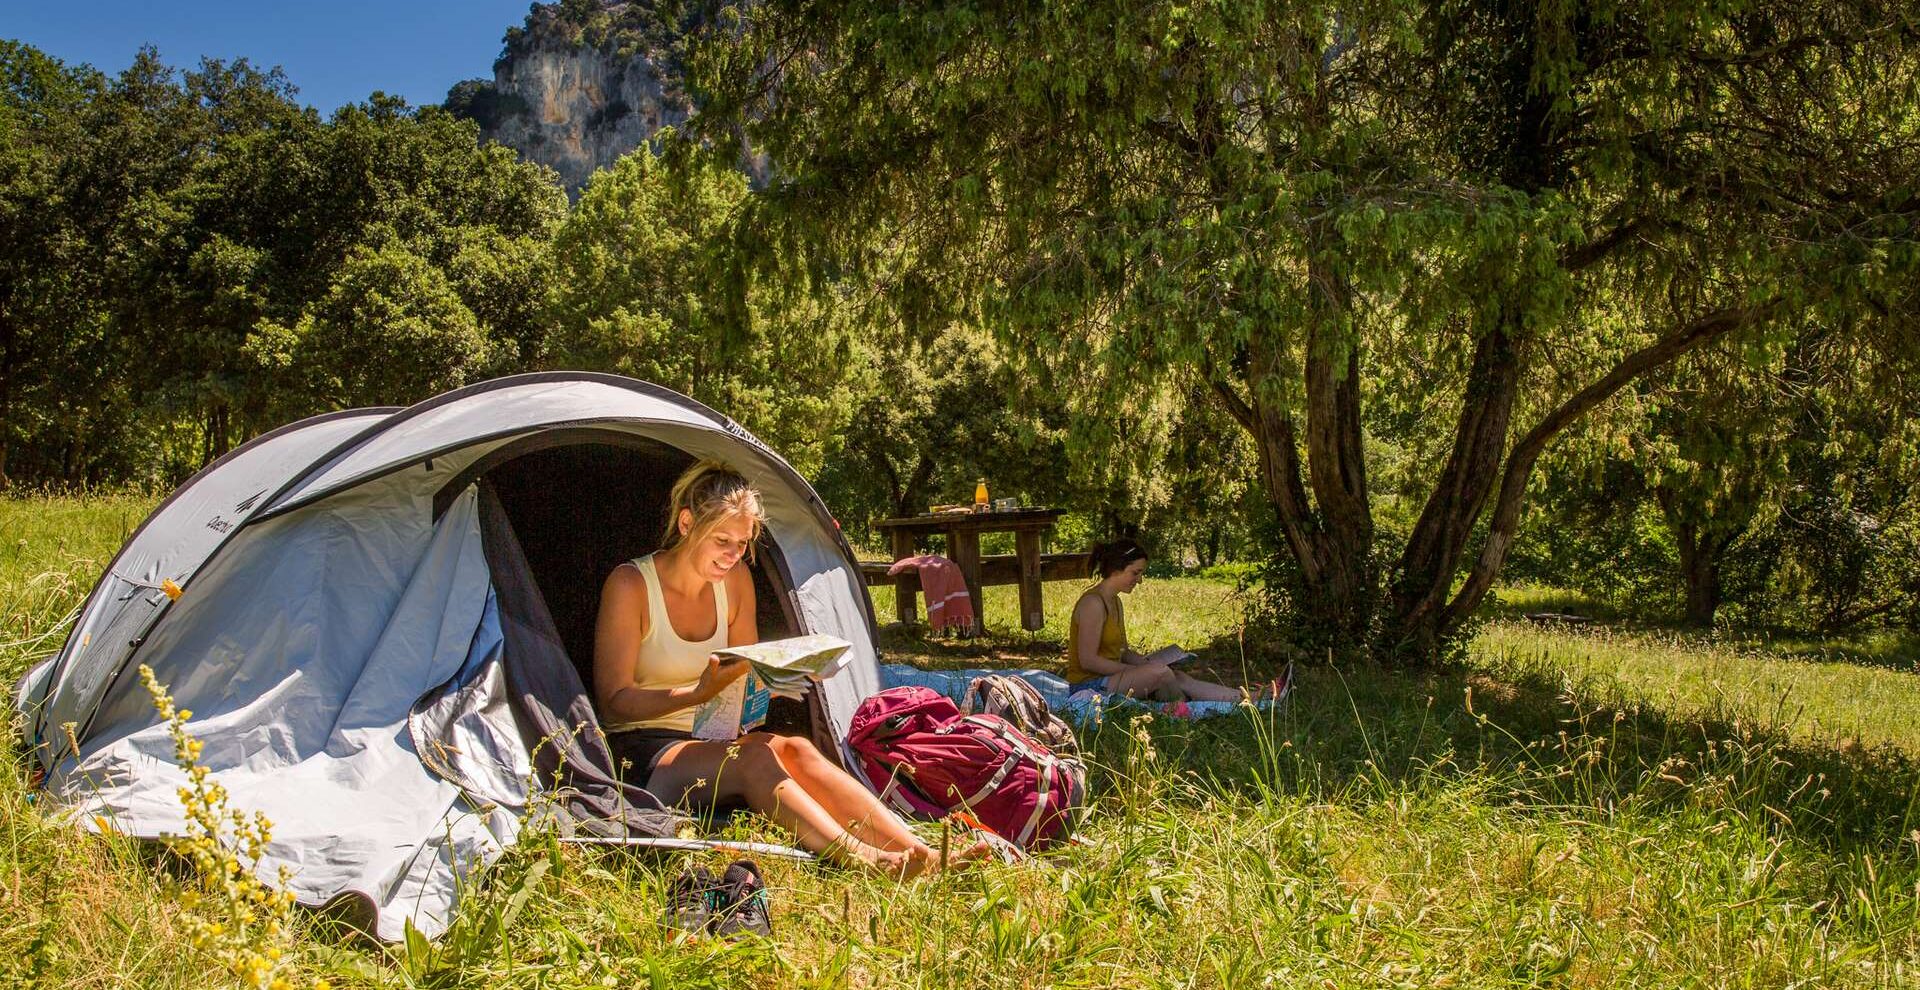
[887,554,976,632]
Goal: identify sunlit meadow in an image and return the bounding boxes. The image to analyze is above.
[5,495,1919,987]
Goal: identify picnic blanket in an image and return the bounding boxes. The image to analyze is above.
[878,664,1284,723]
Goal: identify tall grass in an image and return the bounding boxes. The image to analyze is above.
[5,494,1920,987]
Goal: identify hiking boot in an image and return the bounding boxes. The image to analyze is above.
[711,859,772,938]
[665,864,720,934]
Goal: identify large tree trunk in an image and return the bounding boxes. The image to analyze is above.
[1383,322,1525,658]
[1663,509,1723,627]
[1681,543,1721,626]
[1214,297,1771,660]
[1213,315,1375,652]
[1192,25,1377,655]
[1301,298,1375,645]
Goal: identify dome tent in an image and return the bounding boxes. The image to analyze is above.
[13,373,885,940]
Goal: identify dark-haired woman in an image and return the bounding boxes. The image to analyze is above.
[1065,539,1248,702]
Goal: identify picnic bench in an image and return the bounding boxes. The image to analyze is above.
[863,508,1085,632]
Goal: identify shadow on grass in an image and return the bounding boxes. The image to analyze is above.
[1480,584,1918,675]
[1751,628,1920,674]
[874,620,1281,683]
[1088,654,1920,858]
[1495,616,1920,675]
[877,613,1919,857]
[875,622,1073,673]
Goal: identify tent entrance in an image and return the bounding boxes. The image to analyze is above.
[446,430,814,738]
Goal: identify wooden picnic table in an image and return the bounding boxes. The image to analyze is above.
[869,508,1078,632]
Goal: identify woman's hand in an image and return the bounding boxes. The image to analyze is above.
[695,655,752,700]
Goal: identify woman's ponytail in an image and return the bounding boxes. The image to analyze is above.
[1088,537,1148,578]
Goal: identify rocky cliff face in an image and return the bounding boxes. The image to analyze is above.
[446,2,692,194]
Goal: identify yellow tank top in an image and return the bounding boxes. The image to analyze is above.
[607,554,730,733]
[1065,587,1126,684]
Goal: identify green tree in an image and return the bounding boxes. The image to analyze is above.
[247,244,494,409]
[0,42,103,486]
[546,144,857,473]
[0,46,567,484]
[119,56,317,464]
[1636,351,1791,626]
[1763,326,1920,631]
[1156,385,1260,569]
[1517,317,1920,629]
[815,327,1077,540]
[692,0,1920,659]
[196,93,564,436]
[2,45,219,484]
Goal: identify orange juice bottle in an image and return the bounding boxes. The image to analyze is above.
[974,478,989,510]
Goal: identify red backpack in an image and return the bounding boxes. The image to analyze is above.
[847,686,1086,851]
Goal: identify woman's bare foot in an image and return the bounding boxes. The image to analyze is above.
[826,833,1001,879]
[822,833,916,878]
[886,838,997,878]
[872,846,922,878]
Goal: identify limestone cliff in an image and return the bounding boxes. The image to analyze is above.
[446,2,691,194]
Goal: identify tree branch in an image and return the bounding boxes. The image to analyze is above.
[1562,187,1698,272]
[1202,355,1256,433]
[1440,299,1783,629]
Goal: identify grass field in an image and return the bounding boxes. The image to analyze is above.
[5,494,1920,988]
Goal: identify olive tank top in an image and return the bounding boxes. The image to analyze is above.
[1065,587,1127,685]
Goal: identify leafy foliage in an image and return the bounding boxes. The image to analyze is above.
[0,46,564,485]
[546,143,858,473]
[687,0,1920,658]
[247,244,495,411]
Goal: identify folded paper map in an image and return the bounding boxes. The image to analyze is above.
[712,633,855,700]
[688,634,854,740]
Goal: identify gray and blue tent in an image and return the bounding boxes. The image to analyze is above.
[13,373,885,939]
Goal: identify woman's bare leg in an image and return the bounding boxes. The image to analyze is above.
[1105,662,1180,699]
[757,735,919,851]
[649,738,987,875]
[648,739,913,874]
[760,735,993,868]
[1170,673,1244,702]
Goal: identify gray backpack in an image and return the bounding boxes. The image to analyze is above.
[962,675,1080,757]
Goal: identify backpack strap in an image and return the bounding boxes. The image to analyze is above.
[877,772,925,818]
[955,716,1056,764]
[955,750,1023,809]
[864,751,943,818]
[1013,759,1053,846]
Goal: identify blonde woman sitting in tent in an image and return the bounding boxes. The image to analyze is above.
[594,460,987,877]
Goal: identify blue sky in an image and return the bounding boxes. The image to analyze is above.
[7,1,535,112]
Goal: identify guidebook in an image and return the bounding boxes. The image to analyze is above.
[1144,645,1200,668]
[688,634,855,740]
